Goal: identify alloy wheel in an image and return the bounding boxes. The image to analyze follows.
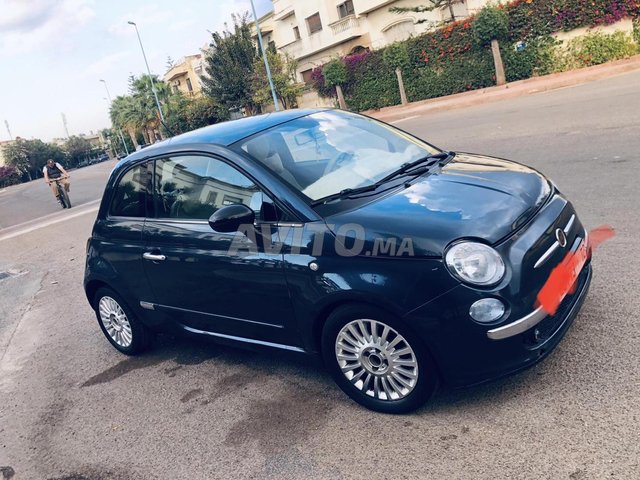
[98,296,133,348]
[335,319,419,401]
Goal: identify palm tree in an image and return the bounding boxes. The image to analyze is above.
[110,96,141,149]
[130,74,172,140]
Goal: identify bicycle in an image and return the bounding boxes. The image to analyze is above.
[50,176,72,209]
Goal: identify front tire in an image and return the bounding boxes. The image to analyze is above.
[93,287,150,355]
[322,304,438,413]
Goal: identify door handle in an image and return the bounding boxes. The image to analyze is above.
[143,252,166,262]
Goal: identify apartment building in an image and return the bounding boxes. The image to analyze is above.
[254,0,490,85]
[163,54,205,96]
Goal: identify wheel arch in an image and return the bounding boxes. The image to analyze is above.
[308,295,405,357]
[309,297,444,383]
[85,279,110,308]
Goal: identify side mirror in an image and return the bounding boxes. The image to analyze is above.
[208,204,255,233]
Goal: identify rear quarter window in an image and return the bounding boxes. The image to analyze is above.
[109,164,147,218]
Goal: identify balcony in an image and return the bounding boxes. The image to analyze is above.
[280,39,304,59]
[329,15,361,36]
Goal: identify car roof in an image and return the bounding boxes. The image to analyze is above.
[119,108,329,165]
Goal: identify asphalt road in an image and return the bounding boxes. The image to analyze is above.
[0,159,117,230]
[1,71,639,480]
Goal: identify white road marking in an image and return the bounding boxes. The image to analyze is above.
[0,201,100,242]
[391,115,420,124]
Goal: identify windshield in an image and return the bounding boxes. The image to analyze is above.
[237,110,440,201]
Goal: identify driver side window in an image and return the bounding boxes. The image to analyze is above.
[153,155,283,222]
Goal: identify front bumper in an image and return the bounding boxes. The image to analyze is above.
[408,259,592,388]
[486,306,547,340]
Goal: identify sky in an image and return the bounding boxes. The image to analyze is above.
[0,0,273,142]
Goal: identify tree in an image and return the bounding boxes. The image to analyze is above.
[108,73,173,147]
[110,95,141,148]
[473,6,509,85]
[0,165,20,187]
[64,136,93,167]
[3,138,65,181]
[164,94,228,135]
[251,51,303,110]
[323,59,348,109]
[129,74,172,141]
[390,0,465,24]
[202,13,258,115]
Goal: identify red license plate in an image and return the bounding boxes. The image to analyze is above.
[536,239,588,315]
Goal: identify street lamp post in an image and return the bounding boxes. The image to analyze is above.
[100,79,130,156]
[127,20,166,133]
[250,0,280,112]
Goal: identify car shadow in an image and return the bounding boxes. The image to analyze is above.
[82,331,546,416]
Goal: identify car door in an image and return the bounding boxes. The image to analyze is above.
[92,161,155,311]
[141,153,300,347]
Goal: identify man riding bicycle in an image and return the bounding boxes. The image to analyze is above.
[43,159,70,204]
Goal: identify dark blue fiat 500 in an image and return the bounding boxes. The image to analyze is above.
[84,109,592,413]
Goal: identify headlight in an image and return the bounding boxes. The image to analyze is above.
[445,242,505,286]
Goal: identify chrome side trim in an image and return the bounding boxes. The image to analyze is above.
[156,303,284,328]
[145,218,209,225]
[487,307,547,340]
[140,301,155,310]
[143,252,166,261]
[534,213,577,269]
[564,214,576,234]
[275,222,304,228]
[181,325,305,352]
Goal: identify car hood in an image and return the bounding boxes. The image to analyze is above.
[325,153,551,257]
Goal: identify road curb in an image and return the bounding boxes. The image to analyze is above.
[364,55,640,123]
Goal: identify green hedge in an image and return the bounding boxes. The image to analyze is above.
[309,0,640,110]
[405,51,495,100]
[343,51,400,111]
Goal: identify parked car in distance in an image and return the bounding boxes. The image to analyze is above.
[84,109,592,413]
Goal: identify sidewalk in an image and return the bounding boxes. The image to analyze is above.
[363,55,640,123]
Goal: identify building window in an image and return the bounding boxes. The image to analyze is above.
[293,25,300,40]
[301,69,313,85]
[337,0,355,18]
[186,78,193,92]
[306,13,322,34]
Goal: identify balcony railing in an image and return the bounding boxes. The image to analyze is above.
[329,15,360,36]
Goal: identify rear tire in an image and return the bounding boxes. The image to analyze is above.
[93,287,151,355]
[60,188,71,208]
[322,304,438,413]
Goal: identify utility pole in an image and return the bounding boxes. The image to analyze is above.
[4,120,12,140]
[250,0,280,112]
[128,21,166,129]
[61,113,70,138]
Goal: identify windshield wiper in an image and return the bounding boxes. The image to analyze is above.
[311,151,453,206]
[375,151,452,185]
